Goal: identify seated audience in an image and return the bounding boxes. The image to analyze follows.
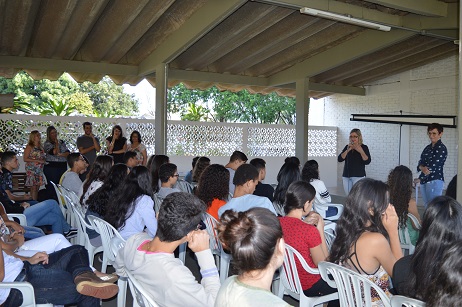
[218,164,276,217]
[123,151,138,169]
[0,151,76,238]
[387,165,421,246]
[249,158,274,202]
[196,164,229,220]
[115,192,220,306]
[273,161,301,215]
[216,207,287,306]
[329,179,402,305]
[1,244,118,306]
[224,151,248,195]
[0,203,44,240]
[393,196,462,302]
[279,181,338,306]
[85,164,129,246]
[301,160,338,218]
[191,156,210,184]
[285,156,301,168]
[80,155,113,212]
[157,163,181,199]
[184,156,199,183]
[148,154,169,193]
[426,241,462,307]
[61,152,88,195]
[105,166,157,240]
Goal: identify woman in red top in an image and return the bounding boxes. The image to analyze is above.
[279,181,339,306]
[196,164,230,220]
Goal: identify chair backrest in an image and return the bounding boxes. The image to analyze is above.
[398,214,419,255]
[0,282,53,307]
[390,295,426,307]
[153,194,164,214]
[126,270,160,307]
[50,181,67,217]
[7,214,27,226]
[65,195,92,246]
[88,215,126,263]
[201,212,222,254]
[272,201,285,216]
[175,180,193,194]
[281,243,320,298]
[318,261,391,307]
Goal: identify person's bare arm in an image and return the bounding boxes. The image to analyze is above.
[92,134,101,152]
[78,146,94,155]
[5,190,32,202]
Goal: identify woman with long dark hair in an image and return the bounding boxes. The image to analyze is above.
[85,163,129,246]
[126,130,147,166]
[105,166,157,240]
[80,155,113,212]
[393,196,462,301]
[387,165,421,246]
[195,164,229,220]
[191,156,210,184]
[329,178,402,305]
[106,125,127,164]
[273,161,301,215]
[301,160,338,218]
[279,181,338,306]
[147,154,169,193]
[216,207,287,306]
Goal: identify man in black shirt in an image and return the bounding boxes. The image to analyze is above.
[250,158,274,202]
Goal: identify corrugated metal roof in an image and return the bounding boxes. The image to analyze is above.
[0,0,458,98]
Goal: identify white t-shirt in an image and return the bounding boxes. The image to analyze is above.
[0,252,24,304]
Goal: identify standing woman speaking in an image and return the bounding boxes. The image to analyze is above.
[43,126,70,200]
[337,128,371,195]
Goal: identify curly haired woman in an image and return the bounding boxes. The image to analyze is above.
[195,164,229,220]
[387,165,421,246]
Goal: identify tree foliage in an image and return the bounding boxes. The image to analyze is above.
[0,72,138,116]
[167,83,295,124]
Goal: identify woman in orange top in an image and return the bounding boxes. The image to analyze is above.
[196,164,230,220]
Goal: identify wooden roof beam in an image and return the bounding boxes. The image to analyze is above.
[137,0,246,76]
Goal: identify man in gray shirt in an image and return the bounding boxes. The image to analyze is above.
[61,152,88,195]
[76,122,100,180]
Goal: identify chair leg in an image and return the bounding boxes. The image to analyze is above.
[101,254,108,273]
[117,277,127,307]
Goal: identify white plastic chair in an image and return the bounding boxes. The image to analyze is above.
[87,215,126,273]
[126,270,160,307]
[65,195,103,266]
[272,201,285,216]
[175,180,193,194]
[390,295,426,307]
[398,213,421,256]
[50,181,68,218]
[318,261,391,307]
[202,212,232,283]
[110,237,128,307]
[280,244,338,306]
[0,282,53,307]
[7,213,28,226]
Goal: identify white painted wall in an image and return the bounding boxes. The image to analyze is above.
[322,55,459,189]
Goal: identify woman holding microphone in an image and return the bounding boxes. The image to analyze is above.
[338,128,371,195]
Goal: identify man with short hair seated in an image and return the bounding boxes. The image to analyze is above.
[157,163,181,199]
[61,152,88,195]
[218,164,277,217]
[115,192,220,307]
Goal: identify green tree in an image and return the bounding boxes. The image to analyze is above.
[167,83,296,124]
[80,77,139,116]
[0,72,138,116]
[181,102,209,121]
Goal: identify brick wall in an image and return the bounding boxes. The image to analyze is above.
[323,55,458,189]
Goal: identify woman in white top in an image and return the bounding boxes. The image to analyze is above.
[301,160,338,218]
[126,131,147,166]
[105,166,157,240]
[216,207,290,306]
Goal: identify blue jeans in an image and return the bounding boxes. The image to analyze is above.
[421,179,444,207]
[23,199,71,234]
[23,225,45,239]
[4,245,100,306]
[342,176,365,195]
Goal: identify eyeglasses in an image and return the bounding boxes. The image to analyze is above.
[173,174,180,177]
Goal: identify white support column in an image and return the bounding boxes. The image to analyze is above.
[457,4,462,202]
[155,63,168,154]
[295,78,310,164]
